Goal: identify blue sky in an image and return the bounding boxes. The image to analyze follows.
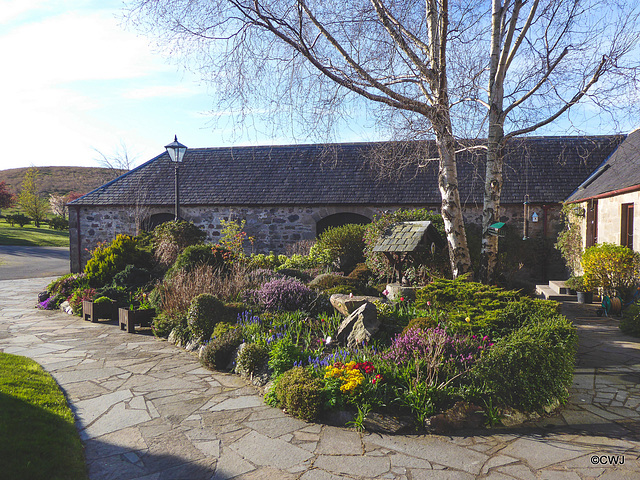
[1,0,365,170]
[2,1,637,171]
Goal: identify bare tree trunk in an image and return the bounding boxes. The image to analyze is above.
[436,121,473,278]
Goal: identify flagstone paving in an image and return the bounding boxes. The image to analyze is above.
[1,277,640,479]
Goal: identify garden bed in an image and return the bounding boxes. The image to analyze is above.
[37,217,579,432]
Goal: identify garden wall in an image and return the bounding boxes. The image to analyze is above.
[69,202,561,272]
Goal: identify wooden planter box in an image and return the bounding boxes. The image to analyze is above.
[119,308,156,333]
[83,299,117,323]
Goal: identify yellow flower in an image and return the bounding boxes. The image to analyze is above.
[465,316,471,323]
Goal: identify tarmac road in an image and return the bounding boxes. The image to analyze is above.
[0,245,70,280]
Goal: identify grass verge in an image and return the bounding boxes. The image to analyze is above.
[0,352,87,480]
[0,219,69,247]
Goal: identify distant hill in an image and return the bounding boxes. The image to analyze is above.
[0,166,126,198]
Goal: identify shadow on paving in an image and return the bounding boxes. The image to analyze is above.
[84,438,222,480]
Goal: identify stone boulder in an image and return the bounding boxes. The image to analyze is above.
[330,293,382,316]
[335,302,380,348]
[384,283,417,302]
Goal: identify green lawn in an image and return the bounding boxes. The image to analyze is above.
[0,353,87,480]
[0,219,69,247]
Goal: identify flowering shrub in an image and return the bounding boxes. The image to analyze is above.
[37,296,56,310]
[252,277,315,312]
[582,243,640,296]
[47,273,87,298]
[383,327,491,386]
[67,288,97,316]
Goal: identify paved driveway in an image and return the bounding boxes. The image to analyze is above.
[0,245,70,280]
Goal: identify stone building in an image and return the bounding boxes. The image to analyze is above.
[566,128,640,252]
[68,136,624,272]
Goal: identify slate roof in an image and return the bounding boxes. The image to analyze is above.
[70,136,625,207]
[567,129,640,202]
[373,221,439,253]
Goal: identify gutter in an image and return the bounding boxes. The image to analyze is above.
[567,183,640,204]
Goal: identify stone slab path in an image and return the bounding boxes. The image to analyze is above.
[1,277,640,479]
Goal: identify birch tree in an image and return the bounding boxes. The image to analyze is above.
[477,0,640,283]
[126,0,474,277]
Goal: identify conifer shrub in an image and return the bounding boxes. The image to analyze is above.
[111,264,152,290]
[151,312,179,338]
[235,343,269,376]
[84,235,143,287]
[200,328,244,371]
[187,293,226,341]
[313,224,367,274]
[471,315,577,411]
[273,367,324,422]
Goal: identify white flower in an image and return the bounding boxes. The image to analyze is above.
[325,336,332,345]
[349,292,354,298]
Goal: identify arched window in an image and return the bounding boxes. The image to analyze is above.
[316,213,371,236]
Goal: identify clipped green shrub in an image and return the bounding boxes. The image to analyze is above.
[187,293,226,341]
[235,343,269,376]
[273,367,324,421]
[308,273,355,291]
[313,224,366,274]
[84,235,143,287]
[153,220,207,265]
[111,264,152,290]
[212,322,235,339]
[620,303,640,337]
[324,285,359,296]
[347,263,373,282]
[277,254,320,272]
[151,312,178,338]
[200,328,244,371]
[472,315,577,411]
[93,296,113,305]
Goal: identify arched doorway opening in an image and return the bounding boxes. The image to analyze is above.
[142,213,174,231]
[316,212,371,236]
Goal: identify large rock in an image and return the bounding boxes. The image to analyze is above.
[385,283,417,302]
[335,302,380,348]
[330,293,381,316]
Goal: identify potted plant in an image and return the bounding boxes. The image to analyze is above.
[83,296,117,322]
[565,275,593,304]
[118,293,156,333]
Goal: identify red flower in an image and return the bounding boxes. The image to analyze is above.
[372,374,383,385]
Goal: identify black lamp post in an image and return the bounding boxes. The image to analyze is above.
[164,135,187,221]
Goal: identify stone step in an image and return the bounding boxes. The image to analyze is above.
[549,280,572,295]
[535,284,577,302]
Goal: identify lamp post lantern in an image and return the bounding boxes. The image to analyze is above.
[164,135,188,221]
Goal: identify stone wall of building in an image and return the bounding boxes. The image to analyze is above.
[69,202,562,272]
[596,192,639,250]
